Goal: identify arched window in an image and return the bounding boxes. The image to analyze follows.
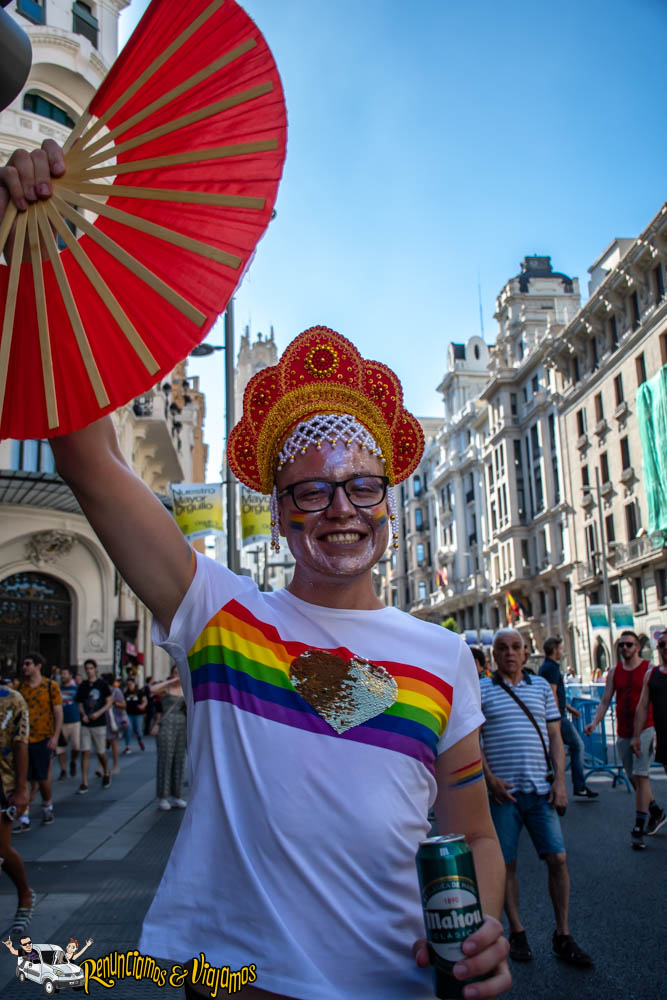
[23,93,75,129]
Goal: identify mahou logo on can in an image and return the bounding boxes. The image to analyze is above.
[423,875,484,964]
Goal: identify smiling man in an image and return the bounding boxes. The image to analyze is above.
[2,146,509,1000]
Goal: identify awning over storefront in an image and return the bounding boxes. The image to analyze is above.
[0,470,172,514]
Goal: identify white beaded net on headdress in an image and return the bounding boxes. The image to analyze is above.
[269,413,398,553]
[276,414,384,471]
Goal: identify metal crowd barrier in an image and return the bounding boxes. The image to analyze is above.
[566,684,632,792]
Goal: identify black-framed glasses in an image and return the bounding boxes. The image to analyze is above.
[278,475,389,513]
[618,641,636,648]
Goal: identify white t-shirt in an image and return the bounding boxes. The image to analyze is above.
[139,553,484,1000]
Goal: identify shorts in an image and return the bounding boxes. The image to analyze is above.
[27,738,53,782]
[58,722,81,752]
[80,725,107,754]
[617,728,655,778]
[490,791,566,863]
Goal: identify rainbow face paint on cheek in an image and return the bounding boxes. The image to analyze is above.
[288,512,307,531]
[448,758,483,789]
[373,508,388,528]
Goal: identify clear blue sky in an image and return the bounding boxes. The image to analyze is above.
[120,0,667,480]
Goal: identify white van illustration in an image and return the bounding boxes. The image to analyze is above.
[15,944,84,993]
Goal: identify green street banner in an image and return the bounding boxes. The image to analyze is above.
[587,604,609,629]
[170,482,223,540]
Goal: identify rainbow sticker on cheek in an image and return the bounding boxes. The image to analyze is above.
[373,509,388,528]
[289,512,307,531]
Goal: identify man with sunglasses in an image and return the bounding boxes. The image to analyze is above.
[585,630,664,849]
[632,629,667,802]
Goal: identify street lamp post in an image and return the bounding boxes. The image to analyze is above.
[582,470,615,668]
[189,300,239,573]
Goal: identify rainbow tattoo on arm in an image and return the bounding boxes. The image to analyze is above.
[447,758,483,790]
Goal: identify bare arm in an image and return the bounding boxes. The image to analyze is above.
[47,703,63,750]
[585,666,615,734]
[10,741,29,817]
[413,731,511,999]
[632,669,653,746]
[51,417,195,632]
[547,720,567,810]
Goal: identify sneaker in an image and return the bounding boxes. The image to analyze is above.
[123,747,132,755]
[573,786,599,799]
[77,784,89,795]
[509,930,532,962]
[139,739,145,751]
[102,773,111,788]
[158,798,172,811]
[631,825,646,850]
[552,932,593,968]
[172,798,187,809]
[13,816,30,834]
[41,806,54,825]
[70,761,77,777]
[646,807,666,836]
[9,889,37,937]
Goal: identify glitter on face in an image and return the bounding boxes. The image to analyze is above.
[290,649,398,734]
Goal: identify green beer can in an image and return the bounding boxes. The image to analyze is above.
[416,834,487,999]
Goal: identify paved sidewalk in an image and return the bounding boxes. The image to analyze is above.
[0,738,183,998]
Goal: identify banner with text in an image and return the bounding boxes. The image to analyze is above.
[240,487,272,547]
[170,482,223,541]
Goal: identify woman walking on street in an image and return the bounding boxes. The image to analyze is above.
[123,677,146,752]
[150,667,187,811]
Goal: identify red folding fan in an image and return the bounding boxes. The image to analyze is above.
[0,0,287,440]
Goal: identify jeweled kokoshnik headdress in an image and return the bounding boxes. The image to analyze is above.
[227,326,425,549]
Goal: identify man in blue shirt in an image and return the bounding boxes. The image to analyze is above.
[539,637,597,799]
[56,666,81,781]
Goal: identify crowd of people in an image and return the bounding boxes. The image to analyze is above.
[0,652,190,939]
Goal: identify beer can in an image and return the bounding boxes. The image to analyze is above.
[416,834,487,1000]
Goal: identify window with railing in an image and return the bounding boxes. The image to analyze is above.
[600,452,610,484]
[9,439,56,473]
[632,577,645,614]
[635,352,647,387]
[614,373,625,406]
[73,1,98,47]
[653,263,665,305]
[17,0,45,25]
[620,436,631,471]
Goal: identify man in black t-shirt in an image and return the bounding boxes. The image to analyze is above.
[75,660,113,792]
[539,637,597,799]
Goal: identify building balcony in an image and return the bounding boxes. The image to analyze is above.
[576,561,601,586]
[130,385,184,486]
[600,481,614,497]
[582,491,595,509]
[576,434,589,450]
[594,419,609,437]
[620,466,636,484]
[603,531,667,569]
[614,401,629,421]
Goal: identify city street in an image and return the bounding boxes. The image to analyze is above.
[0,745,664,1000]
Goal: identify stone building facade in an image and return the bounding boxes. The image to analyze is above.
[548,203,667,673]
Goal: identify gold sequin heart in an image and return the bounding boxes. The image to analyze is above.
[290,649,398,734]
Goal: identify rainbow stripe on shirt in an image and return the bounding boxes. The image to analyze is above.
[187,600,453,774]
